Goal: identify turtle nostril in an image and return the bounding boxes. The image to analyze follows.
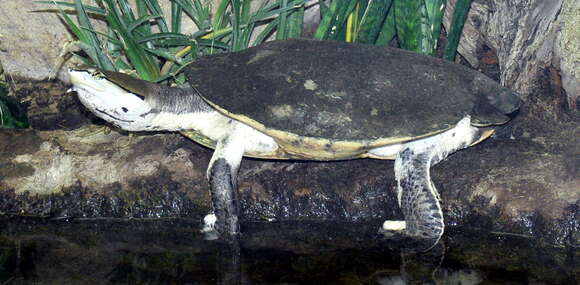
[122,107,128,113]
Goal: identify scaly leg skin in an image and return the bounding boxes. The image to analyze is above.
[204,137,245,284]
[203,136,244,243]
[208,157,240,241]
[394,148,444,251]
[381,116,478,251]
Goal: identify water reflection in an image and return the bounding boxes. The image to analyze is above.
[0,218,576,284]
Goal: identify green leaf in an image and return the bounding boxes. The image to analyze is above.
[253,20,278,45]
[394,0,423,52]
[143,0,169,33]
[171,1,183,33]
[101,0,160,80]
[143,48,184,65]
[0,88,29,129]
[35,1,106,15]
[355,0,393,44]
[314,0,357,40]
[375,4,396,45]
[422,0,446,56]
[276,0,289,40]
[286,4,304,38]
[173,0,211,32]
[137,32,195,45]
[444,0,472,61]
[213,0,230,30]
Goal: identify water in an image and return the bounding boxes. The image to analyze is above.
[0,218,577,284]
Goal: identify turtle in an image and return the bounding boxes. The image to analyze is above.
[68,38,521,250]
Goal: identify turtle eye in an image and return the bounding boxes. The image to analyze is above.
[122,107,128,113]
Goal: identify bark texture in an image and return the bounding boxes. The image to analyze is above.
[444,0,578,109]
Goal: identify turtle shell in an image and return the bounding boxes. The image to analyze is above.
[184,39,519,159]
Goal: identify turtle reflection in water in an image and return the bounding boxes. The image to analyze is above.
[68,39,521,250]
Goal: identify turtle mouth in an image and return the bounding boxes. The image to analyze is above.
[95,108,134,123]
[505,106,521,119]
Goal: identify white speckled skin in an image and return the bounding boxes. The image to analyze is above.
[382,116,479,250]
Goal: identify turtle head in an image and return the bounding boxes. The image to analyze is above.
[69,68,164,131]
[489,87,522,116]
[471,79,523,126]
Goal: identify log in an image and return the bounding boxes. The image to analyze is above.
[0,0,578,247]
[0,78,578,247]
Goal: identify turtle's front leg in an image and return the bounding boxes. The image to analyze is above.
[391,148,444,250]
[382,116,478,251]
[204,136,245,242]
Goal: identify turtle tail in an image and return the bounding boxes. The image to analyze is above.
[395,147,444,251]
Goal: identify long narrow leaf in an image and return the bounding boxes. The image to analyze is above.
[127,15,163,32]
[173,0,211,31]
[276,0,289,40]
[171,1,183,33]
[212,0,230,30]
[253,19,278,45]
[35,1,106,15]
[143,0,169,32]
[79,27,122,45]
[101,0,159,80]
[53,0,113,69]
[394,0,423,52]
[328,0,358,40]
[134,0,155,45]
[75,0,116,69]
[355,0,392,44]
[313,0,340,40]
[375,4,396,45]
[444,0,472,61]
[143,48,184,65]
[136,32,195,44]
[286,3,304,38]
[422,0,446,55]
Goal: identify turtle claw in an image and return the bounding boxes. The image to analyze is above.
[379,220,438,252]
[201,213,220,240]
[382,220,407,231]
[379,220,406,238]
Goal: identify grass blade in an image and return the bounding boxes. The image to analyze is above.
[276,0,289,40]
[127,15,163,32]
[136,32,195,44]
[171,1,183,33]
[375,3,395,45]
[314,0,357,40]
[444,0,472,61]
[253,19,278,45]
[394,0,423,52]
[101,0,159,80]
[212,0,230,30]
[422,0,446,55]
[35,1,106,15]
[286,1,304,38]
[143,0,169,33]
[355,0,392,44]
